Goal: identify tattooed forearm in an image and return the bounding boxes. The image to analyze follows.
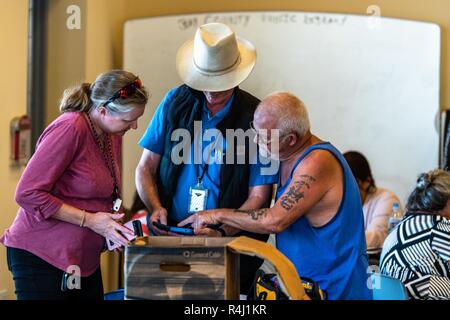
[279,175,316,211]
[234,208,269,220]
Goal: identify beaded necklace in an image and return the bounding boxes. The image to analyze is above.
[85,112,119,208]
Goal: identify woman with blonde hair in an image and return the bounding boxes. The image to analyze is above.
[380,169,450,299]
[1,70,149,300]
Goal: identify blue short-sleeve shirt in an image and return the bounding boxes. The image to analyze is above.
[139,87,277,222]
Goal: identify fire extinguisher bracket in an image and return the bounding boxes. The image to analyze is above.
[10,115,32,166]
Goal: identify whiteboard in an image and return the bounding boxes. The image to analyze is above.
[122,11,440,207]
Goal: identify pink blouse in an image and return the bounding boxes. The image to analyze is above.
[1,112,121,277]
[364,187,402,250]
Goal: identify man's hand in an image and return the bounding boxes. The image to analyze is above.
[194,227,222,237]
[178,209,225,229]
[149,207,169,235]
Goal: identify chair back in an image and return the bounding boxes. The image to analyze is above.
[370,273,408,300]
[104,288,124,300]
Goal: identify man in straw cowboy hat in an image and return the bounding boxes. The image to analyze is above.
[136,23,277,294]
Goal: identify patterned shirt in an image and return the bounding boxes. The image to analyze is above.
[380,212,450,299]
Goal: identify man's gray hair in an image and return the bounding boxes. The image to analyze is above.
[258,92,310,137]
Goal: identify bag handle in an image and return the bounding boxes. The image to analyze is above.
[227,236,309,300]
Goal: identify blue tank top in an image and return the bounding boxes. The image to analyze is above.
[276,143,372,300]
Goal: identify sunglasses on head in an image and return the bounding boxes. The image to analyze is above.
[104,77,142,107]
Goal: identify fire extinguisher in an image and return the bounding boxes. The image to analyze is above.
[10,115,31,166]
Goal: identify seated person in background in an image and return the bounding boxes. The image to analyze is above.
[380,169,450,300]
[344,151,402,250]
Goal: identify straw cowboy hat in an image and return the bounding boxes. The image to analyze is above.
[176,22,256,92]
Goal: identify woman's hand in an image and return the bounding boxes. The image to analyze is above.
[85,212,134,247]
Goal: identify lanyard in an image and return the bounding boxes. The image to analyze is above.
[85,112,119,204]
[197,163,208,185]
[194,131,222,186]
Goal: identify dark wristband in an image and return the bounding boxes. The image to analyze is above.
[216,227,227,237]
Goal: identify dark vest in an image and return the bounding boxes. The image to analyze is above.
[157,85,270,293]
[158,84,266,215]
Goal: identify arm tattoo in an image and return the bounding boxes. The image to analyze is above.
[234,208,269,221]
[279,175,316,211]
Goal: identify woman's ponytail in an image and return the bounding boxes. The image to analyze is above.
[59,83,92,113]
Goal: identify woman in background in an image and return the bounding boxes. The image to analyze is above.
[344,151,402,250]
[1,70,148,300]
[380,169,450,300]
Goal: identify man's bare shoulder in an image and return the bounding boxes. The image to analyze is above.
[292,148,341,179]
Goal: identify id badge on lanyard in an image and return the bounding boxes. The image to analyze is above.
[189,132,216,213]
[188,181,208,213]
[112,186,122,212]
[113,198,122,212]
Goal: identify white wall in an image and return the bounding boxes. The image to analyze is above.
[123,12,440,207]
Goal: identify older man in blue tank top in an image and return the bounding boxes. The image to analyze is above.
[180,92,372,300]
